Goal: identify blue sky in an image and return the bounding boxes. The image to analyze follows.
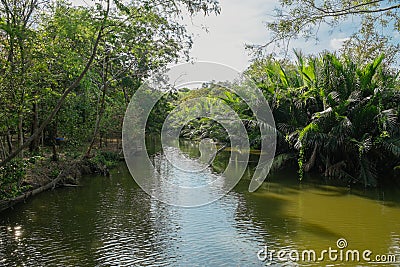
[182,0,362,71]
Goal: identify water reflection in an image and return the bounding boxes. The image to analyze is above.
[234,174,400,266]
[0,140,399,266]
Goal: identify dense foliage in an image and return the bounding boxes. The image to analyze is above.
[252,52,399,186]
[0,0,219,197]
[177,52,400,187]
[0,0,399,196]
[0,0,219,161]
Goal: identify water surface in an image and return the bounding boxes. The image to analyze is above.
[1,140,399,266]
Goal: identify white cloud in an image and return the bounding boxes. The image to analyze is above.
[330,38,350,51]
[182,0,279,71]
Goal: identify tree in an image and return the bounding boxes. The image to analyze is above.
[340,16,400,66]
[0,0,220,167]
[0,0,40,156]
[245,52,400,186]
[253,0,400,60]
[0,0,109,167]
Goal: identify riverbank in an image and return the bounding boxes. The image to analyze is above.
[0,149,121,213]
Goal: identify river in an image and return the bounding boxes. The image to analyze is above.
[1,140,400,266]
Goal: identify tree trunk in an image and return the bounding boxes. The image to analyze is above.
[0,168,66,213]
[18,111,24,158]
[303,143,318,172]
[52,142,58,161]
[324,155,331,177]
[51,123,58,161]
[29,100,39,153]
[123,87,130,107]
[0,136,6,160]
[85,50,110,157]
[6,129,13,154]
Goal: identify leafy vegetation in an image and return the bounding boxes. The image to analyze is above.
[250,0,400,67]
[0,159,28,199]
[261,52,399,186]
[0,0,399,200]
[0,0,219,198]
[89,151,120,169]
[175,52,400,187]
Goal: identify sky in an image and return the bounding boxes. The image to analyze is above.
[181,0,360,71]
[180,0,276,71]
[71,0,366,71]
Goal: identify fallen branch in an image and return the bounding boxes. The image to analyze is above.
[0,169,65,213]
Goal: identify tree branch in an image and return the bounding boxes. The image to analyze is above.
[322,3,400,17]
[308,0,383,15]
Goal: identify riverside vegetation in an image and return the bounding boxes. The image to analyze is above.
[175,52,400,187]
[0,0,220,203]
[0,0,399,205]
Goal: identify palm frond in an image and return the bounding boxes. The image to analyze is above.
[277,122,297,135]
[279,64,289,87]
[270,153,296,172]
[357,54,384,93]
[378,108,398,132]
[380,137,400,157]
[312,107,333,120]
[347,90,362,103]
[358,156,377,187]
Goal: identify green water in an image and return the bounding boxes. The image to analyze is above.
[1,140,399,266]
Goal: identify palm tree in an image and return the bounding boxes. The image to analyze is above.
[250,52,400,186]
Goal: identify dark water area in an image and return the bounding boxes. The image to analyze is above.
[1,140,400,266]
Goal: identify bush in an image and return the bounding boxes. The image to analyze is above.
[0,159,30,199]
[91,151,119,169]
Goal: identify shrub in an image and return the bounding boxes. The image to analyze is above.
[0,159,29,199]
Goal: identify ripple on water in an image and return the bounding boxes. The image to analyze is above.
[1,144,400,266]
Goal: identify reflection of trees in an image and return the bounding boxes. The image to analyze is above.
[234,181,340,247]
[233,170,400,265]
[0,177,103,265]
[0,164,180,265]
